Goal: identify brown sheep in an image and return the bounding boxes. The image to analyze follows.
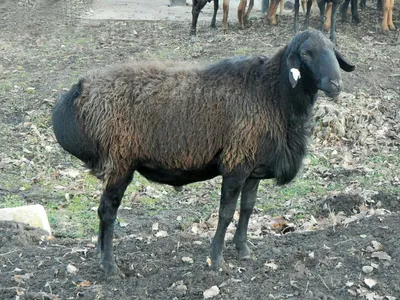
[52,29,355,278]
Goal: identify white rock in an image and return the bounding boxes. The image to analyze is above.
[0,204,51,235]
[203,286,220,299]
[362,266,374,274]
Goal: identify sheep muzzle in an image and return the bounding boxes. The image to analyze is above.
[319,77,342,98]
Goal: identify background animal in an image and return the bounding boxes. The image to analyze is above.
[190,0,219,35]
[52,29,355,278]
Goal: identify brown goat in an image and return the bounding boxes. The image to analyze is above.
[382,0,395,32]
[52,29,355,277]
[222,0,255,33]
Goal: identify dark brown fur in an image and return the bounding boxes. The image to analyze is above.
[75,55,287,187]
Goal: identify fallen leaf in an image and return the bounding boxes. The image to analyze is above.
[155,230,168,238]
[203,285,220,299]
[59,169,80,178]
[76,280,92,288]
[13,273,33,283]
[181,257,193,264]
[371,263,379,269]
[206,257,212,267]
[371,252,391,261]
[371,241,383,251]
[364,278,377,289]
[264,261,278,270]
[67,264,78,274]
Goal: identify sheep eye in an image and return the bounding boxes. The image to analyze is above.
[301,51,310,58]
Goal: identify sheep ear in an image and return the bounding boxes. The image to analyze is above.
[334,49,355,72]
[287,52,301,88]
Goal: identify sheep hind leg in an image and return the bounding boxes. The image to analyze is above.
[233,178,260,260]
[98,173,134,278]
[211,176,246,269]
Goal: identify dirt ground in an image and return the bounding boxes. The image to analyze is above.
[0,0,399,299]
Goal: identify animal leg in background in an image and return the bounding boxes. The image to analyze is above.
[318,1,340,43]
[243,0,255,28]
[98,173,133,277]
[303,0,314,30]
[340,0,360,24]
[266,0,280,25]
[294,0,300,33]
[211,0,219,28]
[191,0,219,35]
[262,0,270,13]
[328,1,341,43]
[223,0,229,33]
[210,176,246,269]
[233,178,260,260]
[382,0,395,32]
[321,2,332,30]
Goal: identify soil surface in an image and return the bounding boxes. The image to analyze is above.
[0,0,399,299]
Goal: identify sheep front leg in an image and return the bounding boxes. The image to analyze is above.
[233,178,260,260]
[211,176,245,269]
[98,174,133,277]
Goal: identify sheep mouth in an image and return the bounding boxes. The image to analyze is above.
[319,78,342,99]
[321,89,341,99]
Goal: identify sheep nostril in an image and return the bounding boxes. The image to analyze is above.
[330,79,341,89]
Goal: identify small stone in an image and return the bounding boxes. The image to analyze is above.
[203,286,220,299]
[362,266,374,274]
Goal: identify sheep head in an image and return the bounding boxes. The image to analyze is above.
[286,29,355,98]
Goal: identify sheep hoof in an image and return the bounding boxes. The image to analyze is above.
[352,16,361,24]
[173,186,183,192]
[237,246,252,260]
[341,15,350,23]
[389,25,397,31]
[101,261,125,279]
